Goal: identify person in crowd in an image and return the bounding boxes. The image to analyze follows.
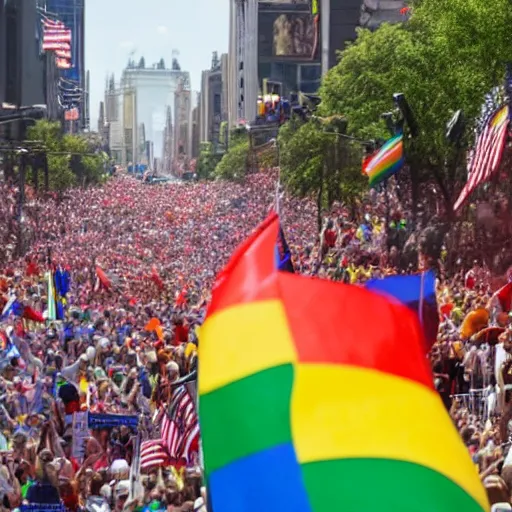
[1,168,512,509]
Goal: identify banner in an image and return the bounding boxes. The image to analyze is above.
[88,413,139,430]
[20,505,67,512]
[71,411,89,462]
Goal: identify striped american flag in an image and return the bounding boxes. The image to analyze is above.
[41,17,72,69]
[453,104,509,211]
[140,384,200,470]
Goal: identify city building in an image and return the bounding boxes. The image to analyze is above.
[162,106,173,174]
[173,78,192,163]
[43,0,88,130]
[102,75,125,165]
[227,0,320,126]
[190,93,200,159]
[321,0,407,72]
[0,0,60,139]
[227,0,407,126]
[0,0,6,105]
[198,52,228,148]
[120,56,190,165]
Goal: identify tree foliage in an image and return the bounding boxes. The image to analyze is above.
[279,119,366,231]
[26,120,106,191]
[317,0,512,213]
[213,138,248,181]
[196,142,221,180]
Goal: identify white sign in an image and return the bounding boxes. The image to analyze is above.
[72,411,89,462]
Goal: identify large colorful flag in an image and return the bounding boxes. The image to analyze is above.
[363,133,404,187]
[366,270,439,350]
[454,104,509,211]
[199,214,487,512]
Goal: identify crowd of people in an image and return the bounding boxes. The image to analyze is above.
[0,169,512,510]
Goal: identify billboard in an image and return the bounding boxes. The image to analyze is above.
[258,12,318,60]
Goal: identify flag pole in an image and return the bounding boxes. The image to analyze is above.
[274,137,281,215]
[419,271,425,326]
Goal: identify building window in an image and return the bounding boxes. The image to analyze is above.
[299,81,320,93]
[300,64,321,82]
[213,93,221,115]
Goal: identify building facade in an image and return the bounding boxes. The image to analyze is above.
[0,0,60,139]
[190,95,200,159]
[227,0,407,125]
[120,60,190,164]
[173,78,192,162]
[162,106,173,174]
[0,0,6,105]
[44,0,87,129]
[199,52,228,149]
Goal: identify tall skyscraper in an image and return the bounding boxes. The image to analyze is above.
[43,0,86,129]
[199,52,229,148]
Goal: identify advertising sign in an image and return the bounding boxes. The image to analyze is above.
[259,12,318,60]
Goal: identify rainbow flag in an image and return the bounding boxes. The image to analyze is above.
[364,133,404,187]
[199,214,487,512]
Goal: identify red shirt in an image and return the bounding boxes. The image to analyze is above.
[324,229,337,248]
[174,325,189,345]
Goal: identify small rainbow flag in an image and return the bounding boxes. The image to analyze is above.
[198,213,488,512]
[364,133,404,187]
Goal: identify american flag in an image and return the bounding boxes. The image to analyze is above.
[453,104,509,211]
[140,384,200,470]
[41,17,72,69]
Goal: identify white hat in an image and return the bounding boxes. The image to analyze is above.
[194,497,206,512]
[115,480,130,498]
[491,504,512,512]
[110,459,129,478]
[99,484,112,500]
[86,346,96,362]
[98,338,110,349]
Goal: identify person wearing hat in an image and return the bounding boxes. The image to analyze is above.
[113,479,130,512]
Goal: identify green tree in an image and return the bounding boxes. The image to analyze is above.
[27,120,76,191]
[26,120,105,191]
[213,138,249,181]
[279,119,365,231]
[196,142,221,180]
[319,0,512,214]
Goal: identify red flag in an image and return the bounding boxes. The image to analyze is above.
[23,306,45,323]
[96,266,112,290]
[493,282,512,312]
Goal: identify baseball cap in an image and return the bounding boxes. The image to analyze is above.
[115,480,130,498]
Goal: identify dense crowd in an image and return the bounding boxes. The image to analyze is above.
[0,170,512,510]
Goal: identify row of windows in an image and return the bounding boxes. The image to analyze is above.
[258,61,321,94]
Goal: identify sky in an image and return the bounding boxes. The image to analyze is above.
[85,0,229,129]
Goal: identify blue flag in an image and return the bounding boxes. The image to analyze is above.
[366,271,438,349]
[275,225,294,273]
